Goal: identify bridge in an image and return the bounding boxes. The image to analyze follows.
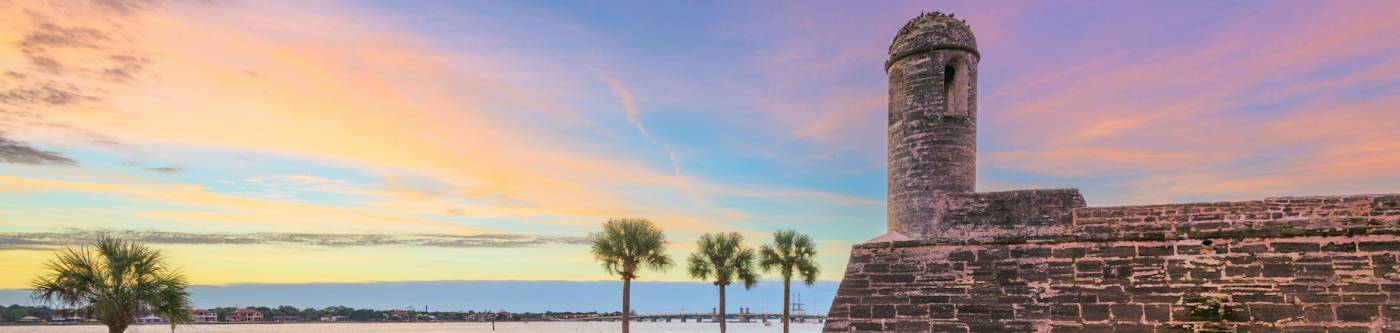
[571,312,825,323]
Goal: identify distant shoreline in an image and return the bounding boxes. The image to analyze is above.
[0,321,824,326]
[0,321,539,326]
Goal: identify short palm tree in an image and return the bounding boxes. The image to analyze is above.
[589,218,673,333]
[686,232,757,333]
[154,287,193,333]
[30,234,192,333]
[759,229,820,333]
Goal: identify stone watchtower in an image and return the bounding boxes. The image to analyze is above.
[886,12,979,238]
[826,11,1400,333]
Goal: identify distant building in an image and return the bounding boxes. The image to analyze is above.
[192,309,218,323]
[465,312,485,321]
[320,316,349,322]
[17,316,42,323]
[465,311,498,322]
[136,315,166,324]
[270,315,303,322]
[230,308,263,322]
[48,316,79,324]
[388,309,413,321]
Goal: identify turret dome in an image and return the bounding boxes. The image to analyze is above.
[887,12,978,69]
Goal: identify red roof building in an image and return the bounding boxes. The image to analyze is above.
[231,308,263,322]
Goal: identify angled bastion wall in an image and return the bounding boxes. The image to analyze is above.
[824,193,1400,332]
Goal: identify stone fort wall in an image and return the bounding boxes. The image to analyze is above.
[824,192,1400,333]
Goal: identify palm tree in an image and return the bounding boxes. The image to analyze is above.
[154,286,193,333]
[30,234,192,333]
[686,232,758,333]
[759,230,820,333]
[589,218,673,333]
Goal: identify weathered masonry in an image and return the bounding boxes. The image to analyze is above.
[824,12,1400,333]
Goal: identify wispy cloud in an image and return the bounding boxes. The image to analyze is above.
[0,0,161,164]
[143,166,183,173]
[2,4,151,104]
[0,132,74,165]
[603,76,682,176]
[0,229,589,251]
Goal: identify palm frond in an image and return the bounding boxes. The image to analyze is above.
[28,233,192,332]
[757,230,820,285]
[687,232,759,289]
[589,218,672,280]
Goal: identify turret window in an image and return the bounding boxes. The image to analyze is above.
[889,67,907,125]
[943,58,969,116]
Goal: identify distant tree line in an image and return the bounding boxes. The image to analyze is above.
[203,306,611,322]
[2,305,57,323]
[0,304,610,323]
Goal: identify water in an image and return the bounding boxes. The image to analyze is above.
[0,322,824,333]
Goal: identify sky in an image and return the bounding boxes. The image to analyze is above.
[2,0,1400,310]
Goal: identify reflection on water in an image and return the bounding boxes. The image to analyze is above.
[0,322,824,333]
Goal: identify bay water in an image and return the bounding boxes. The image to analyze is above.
[0,322,824,333]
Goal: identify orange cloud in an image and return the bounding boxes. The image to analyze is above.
[3,0,876,238]
[0,174,480,234]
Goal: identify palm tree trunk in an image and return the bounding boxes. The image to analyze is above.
[107,324,127,333]
[718,283,727,333]
[621,277,631,333]
[783,276,791,333]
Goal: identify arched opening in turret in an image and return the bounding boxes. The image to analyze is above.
[889,66,907,125]
[943,58,969,116]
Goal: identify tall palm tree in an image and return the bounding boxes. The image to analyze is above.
[759,230,820,333]
[30,234,192,333]
[589,218,673,333]
[686,232,758,333]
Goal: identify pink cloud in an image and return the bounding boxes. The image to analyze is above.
[979,1,1400,204]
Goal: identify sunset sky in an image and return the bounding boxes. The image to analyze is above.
[2,0,1400,290]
